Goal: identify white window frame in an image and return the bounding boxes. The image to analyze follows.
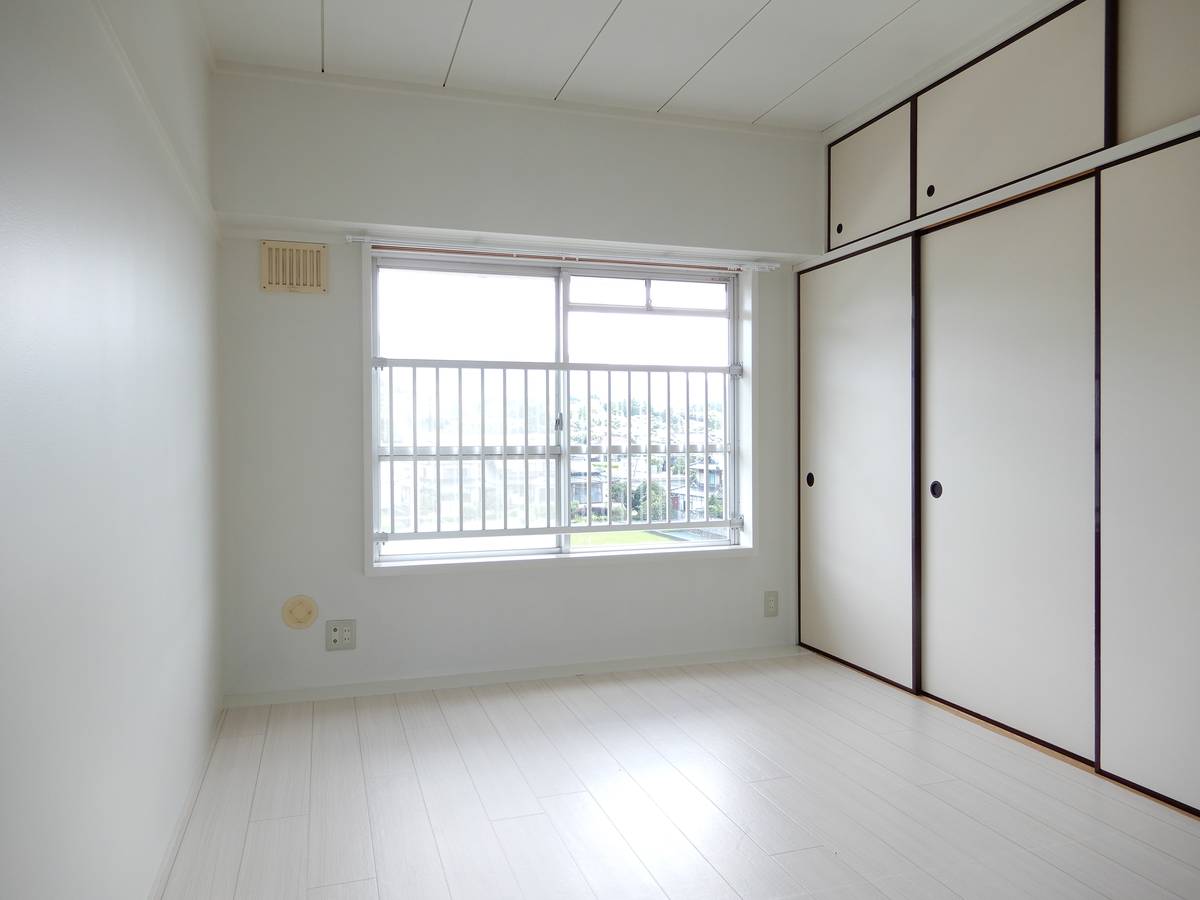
[363,252,744,568]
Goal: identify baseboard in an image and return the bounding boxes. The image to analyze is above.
[223,643,807,708]
[146,707,226,900]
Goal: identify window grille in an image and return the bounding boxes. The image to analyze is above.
[368,260,741,563]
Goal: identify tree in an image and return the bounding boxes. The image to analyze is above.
[631,481,666,522]
[610,479,627,507]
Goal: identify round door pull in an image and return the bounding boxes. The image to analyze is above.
[930,480,943,498]
[806,472,815,487]
[926,184,936,197]
[835,223,844,234]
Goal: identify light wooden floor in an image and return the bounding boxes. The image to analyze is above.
[162,652,1200,899]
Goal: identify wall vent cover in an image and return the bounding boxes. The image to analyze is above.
[260,240,328,293]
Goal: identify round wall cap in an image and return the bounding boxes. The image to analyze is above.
[282,594,318,629]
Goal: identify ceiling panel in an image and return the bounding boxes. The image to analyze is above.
[558,0,767,112]
[662,0,915,123]
[323,0,470,84]
[201,0,321,71]
[447,0,617,98]
[759,0,1054,129]
[201,0,1073,131]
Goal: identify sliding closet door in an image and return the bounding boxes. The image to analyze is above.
[922,182,1094,757]
[799,239,912,687]
[1100,138,1200,810]
[915,0,1105,215]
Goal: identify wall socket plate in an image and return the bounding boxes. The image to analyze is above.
[764,591,779,617]
[326,619,356,651]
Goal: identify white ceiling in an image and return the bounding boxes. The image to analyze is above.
[200,0,1062,130]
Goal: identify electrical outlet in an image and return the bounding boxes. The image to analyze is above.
[325,619,356,651]
[764,591,779,617]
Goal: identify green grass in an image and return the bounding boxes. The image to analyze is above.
[570,530,676,547]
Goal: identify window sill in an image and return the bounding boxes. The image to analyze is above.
[367,541,755,576]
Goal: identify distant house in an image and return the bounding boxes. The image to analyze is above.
[569,460,609,520]
[677,456,723,518]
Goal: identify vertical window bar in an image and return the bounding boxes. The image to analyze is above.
[725,369,732,534]
[559,368,569,537]
[502,367,508,531]
[411,366,418,529]
[684,370,690,523]
[457,366,464,530]
[388,365,395,535]
[475,369,480,532]
[703,372,710,523]
[523,368,529,530]
[435,366,441,531]
[545,367,551,528]
[606,370,613,525]
[645,370,651,525]
[628,367,638,528]
[586,369,592,527]
[664,371,671,525]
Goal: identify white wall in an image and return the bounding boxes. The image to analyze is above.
[211,68,824,256]
[217,233,799,700]
[0,2,218,898]
[212,66,811,701]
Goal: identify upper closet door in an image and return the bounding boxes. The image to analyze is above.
[922,181,1095,758]
[1100,137,1200,811]
[799,239,913,688]
[828,105,911,250]
[1118,0,1200,141]
[916,0,1106,215]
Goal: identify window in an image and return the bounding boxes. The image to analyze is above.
[368,257,742,565]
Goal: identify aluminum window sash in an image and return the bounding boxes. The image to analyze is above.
[726,278,740,545]
[375,257,560,278]
[562,265,736,285]
[557,275,569,550]
[565,303,730,318]
[372,257,744,287]
[369,266,741,557]
[378,544,565,563]
[369,261,382,546]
